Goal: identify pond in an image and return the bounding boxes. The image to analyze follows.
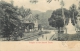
[33,30,56,41]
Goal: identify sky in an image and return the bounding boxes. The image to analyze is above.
[2,0,80,12]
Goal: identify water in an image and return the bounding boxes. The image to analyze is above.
[33,30,55,41]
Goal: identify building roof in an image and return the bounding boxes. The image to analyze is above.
[17,14,37,24]
[24,14,36,23]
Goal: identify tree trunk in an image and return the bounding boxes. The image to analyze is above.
[73,12,75,25]
[58,27,60,41]
[58,27,60,33]
[66,27,67,34]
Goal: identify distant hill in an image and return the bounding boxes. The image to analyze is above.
[32,10,54,29]
[32,10,42,14]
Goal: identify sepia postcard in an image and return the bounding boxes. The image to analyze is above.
[0,0,80,51]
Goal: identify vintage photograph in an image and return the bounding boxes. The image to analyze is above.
[0,0,80,41]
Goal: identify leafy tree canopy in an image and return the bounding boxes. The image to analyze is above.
[0,1,21,40]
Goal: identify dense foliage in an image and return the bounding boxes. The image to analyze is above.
[48,6,78,32]
[48,8,70,29]
[0,1,32,41]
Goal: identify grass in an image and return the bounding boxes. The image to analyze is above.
[55,32,80,41]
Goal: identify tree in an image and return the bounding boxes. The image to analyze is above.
[69,4,78,25]
[0,7,5,35]
[34,14,39,20]
[48,8,70,33]
[49,15,64,32]
[18,7,32,18]
[50,8,70,25]
[18,6,26,18]
[0,1,21,41]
